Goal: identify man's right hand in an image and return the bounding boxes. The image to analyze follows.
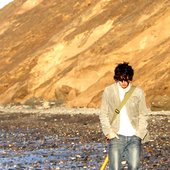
[106,132,119,140]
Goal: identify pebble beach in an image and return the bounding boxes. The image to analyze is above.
[0,106,169,169]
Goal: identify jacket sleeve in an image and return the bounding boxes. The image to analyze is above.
[99,88,114,136]
[137,89,149,140]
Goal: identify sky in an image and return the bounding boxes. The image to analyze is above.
[0,0,13,9]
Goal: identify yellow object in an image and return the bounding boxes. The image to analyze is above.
[100,155,109,170]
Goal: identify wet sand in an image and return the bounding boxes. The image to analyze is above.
[0,110,169,169]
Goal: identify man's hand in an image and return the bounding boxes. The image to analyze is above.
[106,132,119,140]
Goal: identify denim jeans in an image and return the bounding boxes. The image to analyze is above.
[108,135,141,170]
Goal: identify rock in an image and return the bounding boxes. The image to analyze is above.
[43,101,50,109]
[151,94,170,111]
[0,111,169,169]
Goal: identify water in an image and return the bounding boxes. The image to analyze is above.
[0,130,107,169]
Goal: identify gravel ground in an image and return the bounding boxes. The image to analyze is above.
[0,108,169,169]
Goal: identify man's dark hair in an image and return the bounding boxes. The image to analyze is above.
[114,62,134,81]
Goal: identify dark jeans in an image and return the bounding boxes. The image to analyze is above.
[108,135,141,170]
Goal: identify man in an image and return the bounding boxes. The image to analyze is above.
[99,62,149,170]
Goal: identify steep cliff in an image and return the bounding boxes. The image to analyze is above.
[0,0,169,109]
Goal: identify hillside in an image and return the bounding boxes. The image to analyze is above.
[0,0,169,109]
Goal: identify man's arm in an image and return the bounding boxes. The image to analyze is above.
[137,89,149,140]
[99,88,119,139]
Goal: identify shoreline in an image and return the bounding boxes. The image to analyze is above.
[0,106,170,116]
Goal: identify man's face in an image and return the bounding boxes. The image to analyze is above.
[118,80,129,89]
